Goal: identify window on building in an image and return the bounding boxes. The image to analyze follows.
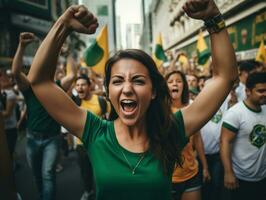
[97,5,108,16]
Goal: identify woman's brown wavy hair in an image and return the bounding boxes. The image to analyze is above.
[104,49,183,174]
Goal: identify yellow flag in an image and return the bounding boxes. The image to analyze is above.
[83,25,109,76]
[178,54,189,66]
[152,33,167,67]
[255,39,266,63]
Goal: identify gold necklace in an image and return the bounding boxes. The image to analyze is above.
[120,150,145,175]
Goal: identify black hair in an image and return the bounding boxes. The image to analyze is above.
[246,72,266,89]
[76,74,91,85]
[238,61,254,73]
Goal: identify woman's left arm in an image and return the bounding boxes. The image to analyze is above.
[182,0,238,136]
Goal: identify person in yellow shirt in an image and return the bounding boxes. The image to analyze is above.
[166,70,210,200]
[73,74,109,200]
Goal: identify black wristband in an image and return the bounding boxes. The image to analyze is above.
[204,14,226,34]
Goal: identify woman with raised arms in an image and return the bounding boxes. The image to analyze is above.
[27,0,237,199]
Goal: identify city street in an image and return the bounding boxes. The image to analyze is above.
[14,134,84,200]
[0,0,265,200]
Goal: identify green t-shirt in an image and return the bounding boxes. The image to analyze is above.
[82,111,188,200]
[22,87,60,134]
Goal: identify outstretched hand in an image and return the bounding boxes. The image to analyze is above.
[183,0,220,20]
[59,5,98,34]
[19,32,36,47]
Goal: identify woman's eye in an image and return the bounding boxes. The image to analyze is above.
[167,80,173,84]
[112,80,122,85]
[134,79,145,85]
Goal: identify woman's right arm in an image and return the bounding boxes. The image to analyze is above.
[28,5,98,138]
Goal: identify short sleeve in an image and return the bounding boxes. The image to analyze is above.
[81,111,107,149]
[222,107,239,134]
[174,111,189,149]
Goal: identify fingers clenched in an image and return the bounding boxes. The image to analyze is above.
[73,5,88,18]
[79,12,94,26]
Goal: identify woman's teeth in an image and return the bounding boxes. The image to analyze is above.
[121,100,137,112]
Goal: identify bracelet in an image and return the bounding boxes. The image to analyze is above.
[204,14,226,34]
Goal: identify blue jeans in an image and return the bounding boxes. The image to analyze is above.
[26,131,60,200]
[199,153,224,200]
[231,177,266,200]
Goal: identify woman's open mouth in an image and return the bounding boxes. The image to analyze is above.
[171,89,179,94]
[120,99,138,113]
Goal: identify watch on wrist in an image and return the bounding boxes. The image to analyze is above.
[204,14,226,34]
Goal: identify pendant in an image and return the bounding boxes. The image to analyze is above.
[132,170,135,175]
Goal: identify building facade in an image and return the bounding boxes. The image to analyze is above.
[145,0,266,63]
[126,23,141,49]
[139,0,153,54]
[78,0,116,54]
[0,0,72,67]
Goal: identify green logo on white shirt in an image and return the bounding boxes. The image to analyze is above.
[211,109,222,124]
[249,124,266,148]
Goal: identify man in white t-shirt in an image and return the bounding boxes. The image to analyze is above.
[200,95,229,200]
[220,72,266,200]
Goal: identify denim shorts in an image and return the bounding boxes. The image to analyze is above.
[172,172,202,199]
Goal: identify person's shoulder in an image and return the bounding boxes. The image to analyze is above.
[228,101,243,111]
[223,102,242,119]
[4,88,14,94]
[92,94,100,100]
[4,89,16,98]
[261,105,266,113]
[236,82,245,89]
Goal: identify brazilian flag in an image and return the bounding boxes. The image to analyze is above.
[152,33,168,67]
[83,25,109,75]
[197,30,210,65]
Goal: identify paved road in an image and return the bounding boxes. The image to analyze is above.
[14,134,84,200]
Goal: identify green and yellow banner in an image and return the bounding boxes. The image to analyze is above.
[83,25,109,75]
[152,33,167,67]
[196,30,210,65]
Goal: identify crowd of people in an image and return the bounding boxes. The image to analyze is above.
[0,0,265,200]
